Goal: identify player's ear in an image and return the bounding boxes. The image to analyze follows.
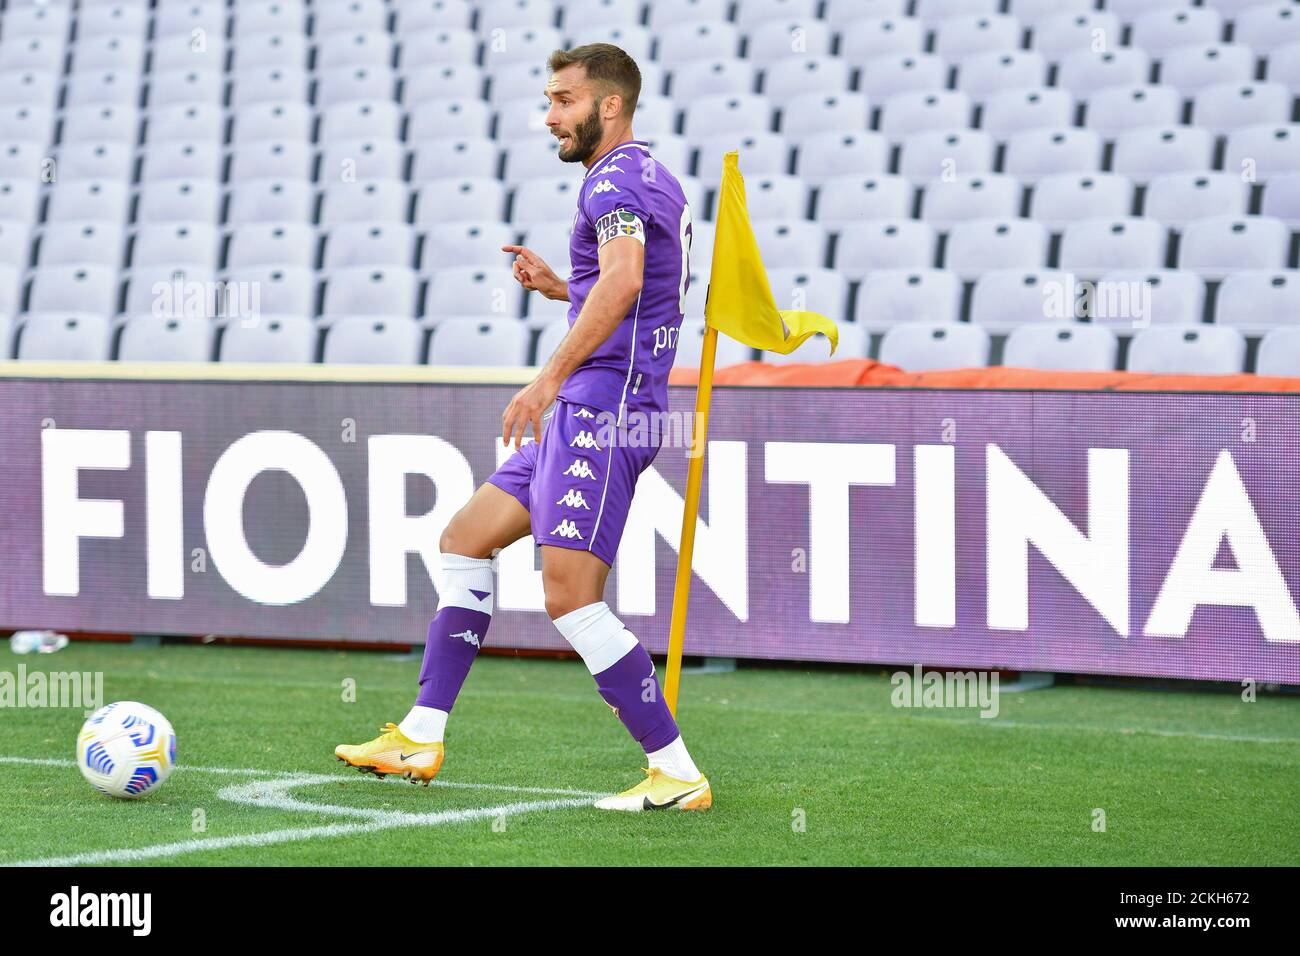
[603,93,622,121]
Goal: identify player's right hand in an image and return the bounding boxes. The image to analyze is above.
[502,245,565,300]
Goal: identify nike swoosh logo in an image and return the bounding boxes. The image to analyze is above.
[641,783,707,811]
[399,753,419,762]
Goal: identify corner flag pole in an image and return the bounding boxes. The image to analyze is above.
[663,319,718,718]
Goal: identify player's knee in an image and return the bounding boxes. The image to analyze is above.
[542,574,592,621]
[439,513,487,559]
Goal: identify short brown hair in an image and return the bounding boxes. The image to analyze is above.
[547,43,641,116]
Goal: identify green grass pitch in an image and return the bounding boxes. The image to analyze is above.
[2,641,1297,866]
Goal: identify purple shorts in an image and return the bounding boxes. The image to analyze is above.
[487,399,660,566]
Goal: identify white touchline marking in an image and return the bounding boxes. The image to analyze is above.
[961,720,1300,746]
[1,756,609,867]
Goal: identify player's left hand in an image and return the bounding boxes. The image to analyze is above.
[502,375,559,451]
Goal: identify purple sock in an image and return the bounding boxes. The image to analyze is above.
[593,644,680,754]
[415,554,494,712]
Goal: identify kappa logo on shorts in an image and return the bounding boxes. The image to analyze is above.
[563,459,598,480]
[570,430,600,450]
[572,407,595,419]
[450,629,481,649]
[556,489,591,510]
[550,519,584,540]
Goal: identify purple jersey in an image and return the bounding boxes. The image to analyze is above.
[558,139,692,418]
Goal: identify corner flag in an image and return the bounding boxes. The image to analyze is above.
[662,151,839,716]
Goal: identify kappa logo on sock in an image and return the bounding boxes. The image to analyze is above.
[550,519,584,540]
[563,459,597,480]
[450,629,481,649]
[570,430,600,450]
[572,407,595,419]
[556,488,591,509]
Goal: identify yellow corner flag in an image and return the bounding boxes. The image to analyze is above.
[662,151,839,717]
[705,150,839,355]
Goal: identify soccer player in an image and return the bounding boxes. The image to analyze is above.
[335,44,710,811]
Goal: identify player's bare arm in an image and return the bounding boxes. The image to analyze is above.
[500,235,645,450]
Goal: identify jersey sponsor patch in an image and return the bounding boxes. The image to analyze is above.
[595,208,646,247]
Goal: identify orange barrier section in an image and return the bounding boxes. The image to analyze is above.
[669,359,1300,392]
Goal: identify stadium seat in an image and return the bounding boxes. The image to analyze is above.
[1130,7,1223,55]
[316,66,396,112]
[735,175,808,221]
[0,262,19,315]
[1234,2,1300,55]
[1255,327,1300,376]
[323,224,416,270]
[1030,11,1121,59]
[1268,40,1300,93]
[760,56,851,106]
[1261,173,1300,227]
[695,133,789,182]
[1095,270,1206,327]
[879,322,991,371]
[117,315,214,362]
[145,104,224,146]
[654,21,740,66]
[64,104,138,145]
[407,99,493,142]
[969,270,1078,330]
[1003,128,1103,183]
[921,174,1021,227]
[324,266,419,318]
[814,174,912,224]
[317,139,407,184]
[420,222,515,271]
[320,100,403,142]
[1223,125,1300,181]
[16,313,113,361]
[29,265,119,315]
[392,0,475,33]
[138,179,224,224]
[780,92,870,142]
[934,14,1023,61]
[415,177,506,225]
[1056,49,1151,98]
[744,20,833,64]
[979,88,1074,137]
[423,266,521,318]
[1058,218,1167,275]
[834,220,938,278]
[1178,216,1290,278]
[323,315,423,364]
[142,141,227,183]
[227,223,319,270]
[320,180,411,226]
[1193,82,1292,135]
[898,130,995,183]
[794,131,890,185]
[955,51,1048,100]
[838,16,925,60]
[1083,85,1182,138]
[412,138,500,183]
[144,69,223,109]
[945,220,1049,278]
[132,223,220,270]
[314,0,389,37]
[0,221,31,270]
[510,177,584,228]
[226,179,317,223]
[1159,44,1254,96]
[669,58,755,102]
[45,180,131,226]
[914,0,999,29]
[1002,324,1118,371]
[427,317,529,365]
[854,270,962,331]
[1215,271,1300,332]
[39,222,125,268]
[1029,174,1134,231]
[1143,173,1250,229]
[1111,127,1215,184]
[230,66,311,110]
[751,220,828,270]
[878,91,973,142]
[227,265,317,317]
[401,64,484,106]
[856,53,948,100]
[125,266,218,318]
[1127,326,1247,374]
[683,94,773,140]
[766,268,849,319]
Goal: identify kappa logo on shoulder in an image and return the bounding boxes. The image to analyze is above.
[450,629,481,649]
[594,162,625,176]
[563,459,598,480]
[570,430,600,450]
[556,488,591,510]
[550,519,584,540]
[589,179,621,197]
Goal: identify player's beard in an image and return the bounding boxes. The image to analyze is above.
[556,101,604,165]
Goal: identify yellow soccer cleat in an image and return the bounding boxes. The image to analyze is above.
[334,722,444,786]
[594,767,712,812]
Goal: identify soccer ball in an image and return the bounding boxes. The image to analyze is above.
[77,701,177,799]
